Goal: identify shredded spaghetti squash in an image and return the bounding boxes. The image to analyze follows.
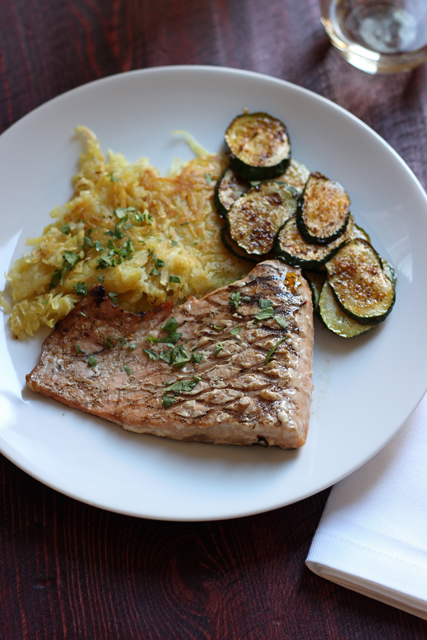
[2,127,250,339]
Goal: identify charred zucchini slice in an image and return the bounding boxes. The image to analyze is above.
[214,166,250,219]
[382,259,397,287]
[326,239,395,324]
[352,222,371,243]
[303,270,326,315]
[297,172,350,245]
[225,112,291,181]
[319,281,376,338]
[274,159,310,195]
[220,225,260,263]
[275,213,354,270]
[228,181,298,256]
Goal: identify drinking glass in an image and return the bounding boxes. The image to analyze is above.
[320,0,427,73]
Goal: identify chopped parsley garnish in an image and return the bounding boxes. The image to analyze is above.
[149,333,181,345]
[64,251,80,269]
[128,343,136,350]
[97,276,104,283]
[275,316,288,330]
[96,236,134,270]
[241,296,251,303]
[104,225,125,240]
[172,345,191,369]
[144,349,159,361]
[60,223,71,235]
[215,342,223,356]
[180,222,189,226]
[265,337,286,367]
[148,317,182,345]
[105,337,115,348]
[94,241,104,252]
[205,173,213,184]
[192,352,203,364]
[150,267,160,276]
[169,275,181,283]
[122,237,134,257]
[171,240,178,247]
[230,326,241,336]
[114,206,136,219]
[120,337,126,348]
[155,259,166,268]
[158,345,191,368]
[162,318,179,333]
[73,282,87,296]
[49,251,81,289]
[74,344,86,355]
[109,174,121,182]
[88,356,97,368]
[259,298,273,309]
[229,291,241,310]
[163,377,201,393]
[108,292,119,306]
[162,394,175,408]
[160,350,174,364]
[123,363,132,375]
[255,307,275,321]
[212,325,222,331]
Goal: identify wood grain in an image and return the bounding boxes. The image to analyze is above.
[1,0,427,638]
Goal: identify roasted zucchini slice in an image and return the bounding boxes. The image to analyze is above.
[297,172,350,245]
[303,270,326,315]
[228,181,298,256]
[274,159,310,195]
[382,259,397,287]
[275,213,354,270]
[214,166,250,219]
[319,281,376,338]
[220,225,260,263]
[326,239,395,324]
[225,112,291,181]
[352,222,371,243]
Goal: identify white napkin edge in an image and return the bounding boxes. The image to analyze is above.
[305,559,427,620]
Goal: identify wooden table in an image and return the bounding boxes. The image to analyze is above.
[1,1,427,637]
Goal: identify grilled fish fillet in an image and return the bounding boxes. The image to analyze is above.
[26,260,314,448]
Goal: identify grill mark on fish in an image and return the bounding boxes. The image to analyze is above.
[26,261,314,449]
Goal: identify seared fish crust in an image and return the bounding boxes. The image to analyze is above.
[26,261,314,448]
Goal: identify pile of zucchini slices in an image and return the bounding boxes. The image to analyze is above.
[216,111,396,338]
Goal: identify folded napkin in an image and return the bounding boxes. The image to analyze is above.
[306,393,427,620]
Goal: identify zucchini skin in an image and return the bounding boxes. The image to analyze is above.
[275,159,310,195]
[303,270,326,315]
[326,239,396,325]
[225,112,291,181]
[214,166,250,219]
[227,181,298,256]
[382,259,397,287]
[296,172,350,246]
[352,222,371,243]
[274,213,354,271]
[220,225,261,263]
[319,281,376,338]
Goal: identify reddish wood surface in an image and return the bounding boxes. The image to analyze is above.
[2,1,427,638]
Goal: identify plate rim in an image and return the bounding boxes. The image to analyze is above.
[2,64,427,521]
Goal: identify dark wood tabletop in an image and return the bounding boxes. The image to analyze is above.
[2,1,427,638]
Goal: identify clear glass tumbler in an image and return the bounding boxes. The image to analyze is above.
[320,0,427,73]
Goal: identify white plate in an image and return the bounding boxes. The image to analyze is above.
[1,66,427,521]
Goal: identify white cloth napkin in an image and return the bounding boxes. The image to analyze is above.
[306,393,427,620]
